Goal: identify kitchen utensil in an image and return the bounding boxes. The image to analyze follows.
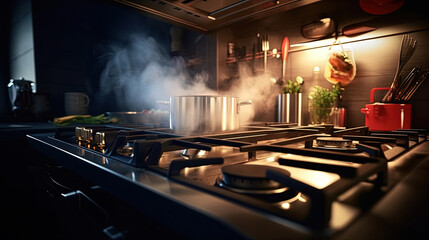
[301,18,336,39]
[382,34,417,102]
[169,95,251,134]
[8,78,36,121]
[361,87,411,131]
[281,36,290,79]
[394,66,421,101]
[342,24,376,37]
[262,34,269,73]
[251,43,256,73]
[403,69,429,101]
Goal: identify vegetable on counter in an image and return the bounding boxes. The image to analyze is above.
[53,114,118,126]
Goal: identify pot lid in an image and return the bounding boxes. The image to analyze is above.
[359,0,404,15]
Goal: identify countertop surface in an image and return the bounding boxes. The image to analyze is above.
[0,122,59,141]
[25,129,429,239]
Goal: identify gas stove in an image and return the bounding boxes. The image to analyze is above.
[27,123,429,239]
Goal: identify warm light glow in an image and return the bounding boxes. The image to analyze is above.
[272,48,278,56]
[207,16,216,20]
[313,66,320,73]
[197,150,207,156]
[297,169,340,189]
[298,193,307,202]
[266,156,276,162]
[320,18,331,23]
[281,202,291,209]
[290,35,384,52]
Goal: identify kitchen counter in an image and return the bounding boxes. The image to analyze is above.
[0,122,58,141]
[25,130,429,239]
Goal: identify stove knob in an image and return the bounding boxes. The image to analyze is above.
[94,132,105,148]
[75,127,85,141]
[83,128,94,143]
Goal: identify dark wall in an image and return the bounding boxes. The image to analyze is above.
[217,0,429,129]
[0,1,12,121]
[32,0,210,116]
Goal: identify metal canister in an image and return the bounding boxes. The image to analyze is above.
[277,93,302,125]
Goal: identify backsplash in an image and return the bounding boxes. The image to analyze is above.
[216,0,429,129]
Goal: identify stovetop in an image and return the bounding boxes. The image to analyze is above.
[26,123,429,239]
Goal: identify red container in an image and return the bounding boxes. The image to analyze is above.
[360,87,411,131]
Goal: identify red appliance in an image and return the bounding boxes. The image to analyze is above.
[361,87,411,131]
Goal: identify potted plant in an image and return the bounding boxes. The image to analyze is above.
[278,76,304,124]
[308,83,343,124]
[282,76,303,94]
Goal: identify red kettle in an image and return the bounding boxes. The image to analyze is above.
[360,87,411,131]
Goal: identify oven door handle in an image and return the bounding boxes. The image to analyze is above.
[61,190,109,224]
[61,190,126,240]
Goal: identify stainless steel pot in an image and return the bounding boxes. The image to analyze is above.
[168,95,251,134]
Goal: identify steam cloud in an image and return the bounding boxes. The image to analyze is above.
[224,63,278,124]
[96,33,278,125]
[96,34,216,111]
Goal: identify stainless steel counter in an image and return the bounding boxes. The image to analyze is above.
[26,131,429,239]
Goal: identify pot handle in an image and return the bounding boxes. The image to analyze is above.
[370,87,391,103]
[360,108,369,114]
[237,100,252,114]
[238,100,252,106]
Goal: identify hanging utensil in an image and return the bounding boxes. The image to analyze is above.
[403,69,429,101]
[252,42,256,74]
[281,36,290,80]
[301,18,336,39]
[342,24,376,37]
[382,34,417,102]
[262,34,269,73]
[394,66,421,101]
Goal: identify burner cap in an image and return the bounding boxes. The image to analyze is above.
[221,164,290,190]
[316,137,353,148]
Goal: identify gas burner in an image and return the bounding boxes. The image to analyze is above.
[316,137,352,148]
[315,137,360,152]
[217,164,299,200]
[222,164,289,190]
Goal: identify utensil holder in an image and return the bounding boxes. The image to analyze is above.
[278,93,302,125]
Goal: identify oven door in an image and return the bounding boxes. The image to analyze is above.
[36,163,122,239]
